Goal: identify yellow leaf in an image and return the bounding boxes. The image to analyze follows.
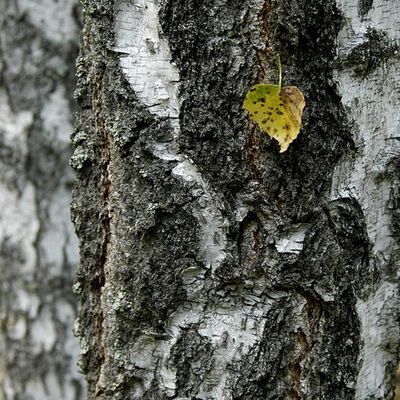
[243,56,305,153]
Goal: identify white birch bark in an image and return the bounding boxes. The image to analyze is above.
[0,1,85,399]
[332,0,400,398]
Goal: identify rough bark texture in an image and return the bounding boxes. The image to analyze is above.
[0,1,85,399]
[72,0,399,399]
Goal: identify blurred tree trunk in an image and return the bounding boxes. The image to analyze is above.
[0,1,85,399]
[72,0,399,399]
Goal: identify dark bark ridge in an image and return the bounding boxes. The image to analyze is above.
[160,1,362,397]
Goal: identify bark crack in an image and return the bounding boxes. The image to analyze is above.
[91,70,113,397]
[289,327,309,400]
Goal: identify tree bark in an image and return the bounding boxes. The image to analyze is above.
[72,0,399,399]
[0,1,85,399]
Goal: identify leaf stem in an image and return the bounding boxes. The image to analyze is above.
[277,54,282,89]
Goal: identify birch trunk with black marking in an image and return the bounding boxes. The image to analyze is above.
[72,0,400,399]
[0,1,85,399]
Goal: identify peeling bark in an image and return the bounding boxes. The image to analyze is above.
[72,0,399,399]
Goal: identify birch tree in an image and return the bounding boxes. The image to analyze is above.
[0,1,85,399]
[72,0,400,399]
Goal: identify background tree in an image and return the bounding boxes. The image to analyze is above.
[72,0,399,399]
[0,1,85,399]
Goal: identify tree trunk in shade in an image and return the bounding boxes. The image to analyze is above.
[72,0,399,399]
[0,1,85,399]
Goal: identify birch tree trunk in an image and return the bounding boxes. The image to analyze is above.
[72,0,400,399]
[0,1,85,399]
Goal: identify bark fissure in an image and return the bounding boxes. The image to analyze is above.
[289,328,309,400]
[92,71,113,397]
